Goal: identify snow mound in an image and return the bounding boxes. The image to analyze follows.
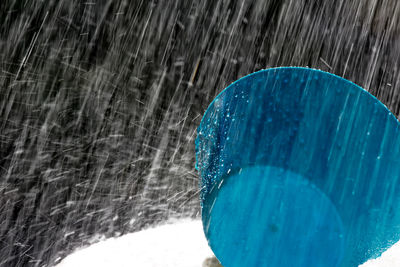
[56,219,215,267]
[56,218,399,267]
[360,241,400,267]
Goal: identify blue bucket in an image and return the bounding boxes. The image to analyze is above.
[195,67,400,266]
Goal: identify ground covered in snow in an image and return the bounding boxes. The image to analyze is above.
[56,219,215,267]
[56,219,399,267]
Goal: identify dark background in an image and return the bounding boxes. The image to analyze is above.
[1,0,400,266]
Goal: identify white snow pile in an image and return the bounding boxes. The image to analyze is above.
[360,241,400,267]
[56,218,400,267]
[55,219,215,267]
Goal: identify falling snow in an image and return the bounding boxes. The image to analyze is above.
[1,1,400,266]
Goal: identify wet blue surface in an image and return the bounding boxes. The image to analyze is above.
[195,67,400,266]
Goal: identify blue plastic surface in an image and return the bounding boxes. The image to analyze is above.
[195,67,400,266]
